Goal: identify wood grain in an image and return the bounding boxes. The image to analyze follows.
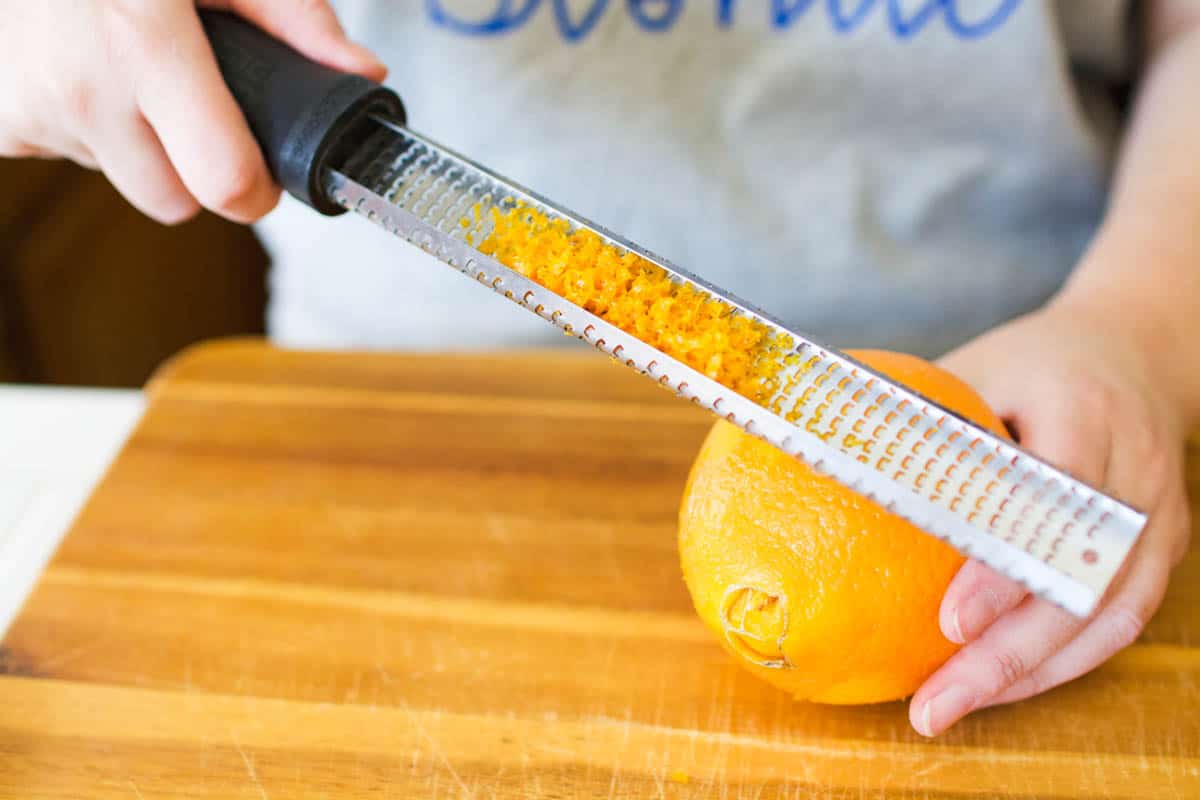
[2,339,1197,799]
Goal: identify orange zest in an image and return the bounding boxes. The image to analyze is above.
[474,204,793,402]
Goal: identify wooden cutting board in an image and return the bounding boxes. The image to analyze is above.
[2,340,1197,799]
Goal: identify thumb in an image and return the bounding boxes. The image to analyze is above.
[197,0,388,81]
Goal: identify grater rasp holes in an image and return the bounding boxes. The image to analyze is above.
[762,347,1118,586]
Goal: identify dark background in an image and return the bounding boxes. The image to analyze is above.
[0,158,269,387]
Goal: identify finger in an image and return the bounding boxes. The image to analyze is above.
[938,393,1111,645]
[940,560,1027,644]
[979,514,1175,708]
[66,149,100,170]
[26,142,98,169]
[910,596,1084,737]
[0,140,52,159]
[0,125,98,168]
[133,8,280,222]
[0,136,45,158]
[200,0,387,80]
[90,112,201,225]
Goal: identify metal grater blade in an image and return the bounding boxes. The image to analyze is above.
[324,118,1147,618]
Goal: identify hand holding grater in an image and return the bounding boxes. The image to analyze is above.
[198,11,1147,618]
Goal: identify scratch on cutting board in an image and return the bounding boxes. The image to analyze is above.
[127,779,145,800]
[909,759,949,780]
[397,699,473,799]
[231,733,269,800]
[652,772,666,800]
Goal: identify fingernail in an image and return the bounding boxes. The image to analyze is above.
[916,685,976,737]
[946,606,965,644]
[953,587,1001,643]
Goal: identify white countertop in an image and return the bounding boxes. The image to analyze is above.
[0,386,144,635]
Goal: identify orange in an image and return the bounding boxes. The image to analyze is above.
[678,350,1009,704]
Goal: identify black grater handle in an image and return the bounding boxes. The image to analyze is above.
[198,9,405,216]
